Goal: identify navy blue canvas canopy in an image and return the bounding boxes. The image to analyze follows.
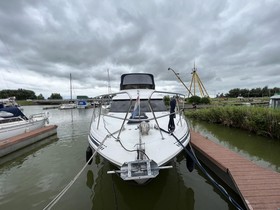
[0,107,28,120]
[78,100,87,106]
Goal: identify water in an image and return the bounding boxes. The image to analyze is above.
[191,120,280,173]
[1,106,278,209]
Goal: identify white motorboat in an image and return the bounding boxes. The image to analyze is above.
[77,100,88,109]
[87,73,191,184]
[0,96,19,107]
[0,107,49,141]
[59,103,77,110]
[0,96,23,111]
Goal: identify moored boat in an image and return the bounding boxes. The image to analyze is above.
[77,100,89,109]
[87,73,191,184]
[59,102,77,110]
[0,96,23,111]
[59,73,77,110]
[0,106,49,141]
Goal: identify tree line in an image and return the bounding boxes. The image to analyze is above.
[1,86,279,101]
[0,89,63,100]
[218,86,280,98]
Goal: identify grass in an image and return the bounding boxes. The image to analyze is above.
[185,106,280,139]
[209,97,270,106]
[17,100,34,106]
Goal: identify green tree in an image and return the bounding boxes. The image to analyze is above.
[188,95,201,104]
[272,87,280,95]
[163,95,170,106]
[226,88,240,97]
[48,93,63,99]
[200,97,211,104]
[250,88,262,97]
[262,86,269,97]
[240,88,250,97]
[224,86,280,98]
[0,89,36,100]
[37,94,45,100]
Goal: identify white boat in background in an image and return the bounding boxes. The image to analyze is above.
[59,103,77,110]
[59,73,77,110]
[87,73,191,184]
[0,97,23,111]
[101,102,111,110]
[77,100,88,109]
[0,107,49,141]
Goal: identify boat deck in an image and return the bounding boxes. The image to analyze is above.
[190,131,280,210]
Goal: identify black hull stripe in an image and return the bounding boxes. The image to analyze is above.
[89,134,100,147]
[180,130,190,144]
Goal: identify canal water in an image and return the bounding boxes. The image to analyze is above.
[191,120,280,173]
[0,106,279,210]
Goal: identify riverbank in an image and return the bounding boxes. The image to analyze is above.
[185,106,280,139]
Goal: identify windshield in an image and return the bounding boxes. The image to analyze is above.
[110,99,167,112]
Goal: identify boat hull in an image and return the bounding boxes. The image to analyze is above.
[88,111,190,184]
[59,104,76,109]
[0,119,48,141]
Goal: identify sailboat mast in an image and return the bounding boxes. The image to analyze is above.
[70,73,72,100]
[107,69,111,94]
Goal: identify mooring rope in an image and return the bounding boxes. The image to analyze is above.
[160,127,244,210]
[186,143,244,210]
[43,136,108,210]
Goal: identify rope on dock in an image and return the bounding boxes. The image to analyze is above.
[160,128,244,210]
[43,136,108,210]
[186,143,244,210]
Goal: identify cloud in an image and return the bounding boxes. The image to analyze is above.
[0,0,279,99]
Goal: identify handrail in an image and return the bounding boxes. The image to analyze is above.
[116,92,133,140]
[93,90,186,140]
[102,112,174,122]
[148,90,186,138]
[0,116,24,124]
[29,113,47,119]
[95,91,133,140]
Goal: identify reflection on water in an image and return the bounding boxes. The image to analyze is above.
[78,153,234,210]
[191,120,280,172]
[0,106,243,209]
[85,157,195,210]
[0,134,58,166]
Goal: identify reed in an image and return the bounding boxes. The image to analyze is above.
[185,106,280,139]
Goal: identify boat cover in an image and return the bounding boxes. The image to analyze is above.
[0,107,28,120]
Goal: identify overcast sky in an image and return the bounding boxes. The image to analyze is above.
[0,0,279,99]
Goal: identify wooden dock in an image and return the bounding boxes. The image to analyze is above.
[190,131,280,210]
[0,125,57,158]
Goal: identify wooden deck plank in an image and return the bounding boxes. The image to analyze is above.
[190,130,280,210]
[238,184,280,191]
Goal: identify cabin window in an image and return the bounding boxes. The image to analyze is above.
[110,99,167,112]
[122,75,153,85]
[0,117,23,124]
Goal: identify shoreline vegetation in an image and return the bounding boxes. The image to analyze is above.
[16,97,280,140]
[185,106,280,140]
